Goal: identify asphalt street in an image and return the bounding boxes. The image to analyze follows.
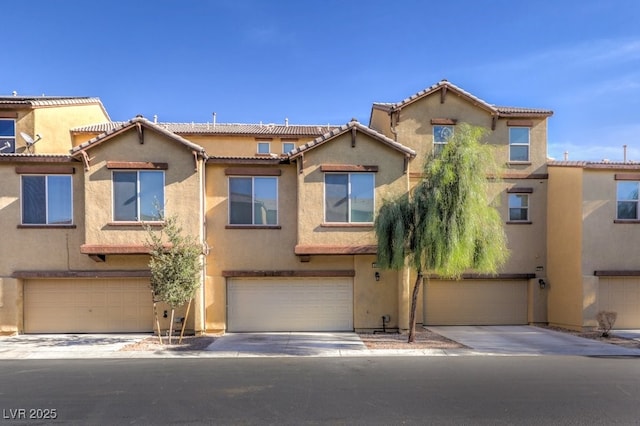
[1,356,639,425]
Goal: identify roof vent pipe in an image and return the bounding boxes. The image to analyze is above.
[624,145,628,163]
[12,91,17,96]
[564,151,568,161]
[213,112,216,127]
[153,114,158,124]
[285,117,289,127]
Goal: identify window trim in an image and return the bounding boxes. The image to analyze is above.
[111,170,165,222]
[20,174,73,226]
[323,172,375,224]
[509,126,531,162]
[227,175,279,227]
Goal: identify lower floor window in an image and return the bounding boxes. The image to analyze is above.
[22,175,73,225]
[508,194,529,221]
[229,177,278,225]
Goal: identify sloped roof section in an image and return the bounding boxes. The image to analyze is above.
[289,120,416,159]
[548,160,640,169]
[372,80,553,118]
[71,116,207,158]
[0,96,104,108]
[73,122,338,137]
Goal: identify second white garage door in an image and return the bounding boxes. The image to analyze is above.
[598,277,640,328]
[424,279,528,325]
[227,277,353,332]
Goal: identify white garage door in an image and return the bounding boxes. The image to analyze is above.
[424,280,528,325]
[24,279,154,333]
[598,277,640,329]
[227,277,353,332]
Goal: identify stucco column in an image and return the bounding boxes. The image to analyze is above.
[397,267,410,332]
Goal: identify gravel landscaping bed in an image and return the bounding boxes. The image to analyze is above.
[538,325,639,349]
[357,328,466,350]
[120,335,217,352]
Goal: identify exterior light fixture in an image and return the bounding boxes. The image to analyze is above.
[375,272,381,281]
[538,279,546,289]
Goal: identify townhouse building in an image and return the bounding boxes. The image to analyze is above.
[0,80,638,335]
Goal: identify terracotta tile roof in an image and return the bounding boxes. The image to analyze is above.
[0,96,103,108]
[289,120,416,159]
[71,116,207,158]
[73,121,338,136]
[207,156,287,165]
[372,80,553,118]
[548,160,640,169]
[0,153,74,162]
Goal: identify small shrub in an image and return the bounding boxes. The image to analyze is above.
[596,311,617,337]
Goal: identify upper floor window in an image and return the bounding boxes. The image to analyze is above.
[21,175,72,225]
[509,127,530,162]
[508,193,529,222]
[617,181,639,220]
[229,176,278,225]
[113,171,164,221]
[0,119,16,153]
[282,142,295,153]
[433,125,454,156]
[257,142,270,154]
[325,173,374,223]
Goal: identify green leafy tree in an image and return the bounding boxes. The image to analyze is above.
[375,123,509,342]
[146,213,202,344]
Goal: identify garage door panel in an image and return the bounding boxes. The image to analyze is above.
[228,278,353,332]
[599,278,640,328]
[425,280,528,326]
[24,279,153,333]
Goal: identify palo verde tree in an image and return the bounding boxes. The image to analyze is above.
[374,123,509,342]
[146,213,202,344]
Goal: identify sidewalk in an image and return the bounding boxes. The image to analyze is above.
[0,328,638,359]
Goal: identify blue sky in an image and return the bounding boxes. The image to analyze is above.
[4,1,640,161]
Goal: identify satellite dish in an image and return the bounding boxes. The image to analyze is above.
[20,132,34,145]
[20,132,42,153]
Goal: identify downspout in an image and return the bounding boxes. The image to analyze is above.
[199,154,208,334]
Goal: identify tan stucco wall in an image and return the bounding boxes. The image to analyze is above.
[354,255,399,331]
[581,170,640,271]
[33,104,109,154]
[0,278,20,334]
[83,130,202,247]
[368,108,393,138]
[547,166,584,329]
[394,94,548,175]
[296,132,409,246]
[187,134,316,157]
[0,161,99,273]
[527,278,548,323]
[500,178,548,273]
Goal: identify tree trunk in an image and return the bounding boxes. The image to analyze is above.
[168,309,175,344]
[152,296,163,345]
[407,271,423,343]
[178,299,192,344]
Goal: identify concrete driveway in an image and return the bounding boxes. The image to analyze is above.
[205,332,368,357]
[429,325,640,356]
[0,334,150,359]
